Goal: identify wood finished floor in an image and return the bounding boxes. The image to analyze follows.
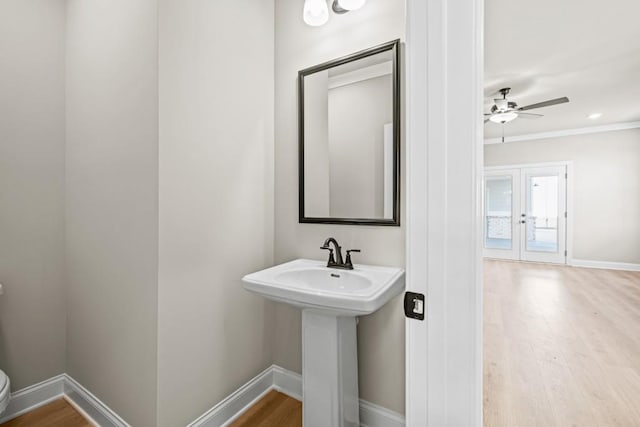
[229,390,301,427]
[0,398,90,427]
[484,259,640,426]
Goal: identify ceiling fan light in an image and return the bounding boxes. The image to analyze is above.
[489,112,518,123]
[303,0,329,26]
[337,0,367,11]
[495,99,508,110]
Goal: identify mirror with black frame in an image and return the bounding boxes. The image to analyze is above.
[298,40,401,226]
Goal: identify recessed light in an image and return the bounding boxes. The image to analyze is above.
[587,113,602,119]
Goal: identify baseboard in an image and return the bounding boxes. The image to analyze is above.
[1,366,405,427]
[272,365,302,400]
[64,374,129,427]
[359,400,406,427]
[63,395,100,427]
[0,374,65,424]
[0,374,128,427]
[571,259,640,272]
[187,365,274,427]
[191,364,405,427]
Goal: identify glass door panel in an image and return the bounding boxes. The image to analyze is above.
[483,169,520,260]
[526,175,559,252]
[485,176,513,250]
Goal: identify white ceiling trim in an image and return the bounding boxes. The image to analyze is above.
[484,121,640,145]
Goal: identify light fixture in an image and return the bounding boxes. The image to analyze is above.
[587,112,602,119]
[303,0,329,27]
[304,0,367,26]
[333,0,367,12]
[489,112,518,124]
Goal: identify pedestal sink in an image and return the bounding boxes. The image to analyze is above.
[242,259,405,427]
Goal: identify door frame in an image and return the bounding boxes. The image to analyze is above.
[405,0,483,425]
[484,161,574,265]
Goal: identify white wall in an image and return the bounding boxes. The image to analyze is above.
[304,71,331,217]
[485,128,640,264]
[0,0,66,391]
[328,75,392,218]
[275,0,406,413]
[65,1,159,425]
[157,1,275,425]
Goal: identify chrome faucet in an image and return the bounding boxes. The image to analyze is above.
[320,237,360,270]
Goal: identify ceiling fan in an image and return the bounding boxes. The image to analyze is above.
[484,88,569,124]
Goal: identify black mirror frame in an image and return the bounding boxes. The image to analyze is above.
[298,39,401,226]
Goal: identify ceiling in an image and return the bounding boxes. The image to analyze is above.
[484,0,640,139]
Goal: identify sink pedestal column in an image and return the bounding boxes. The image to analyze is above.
[302,310,359,427]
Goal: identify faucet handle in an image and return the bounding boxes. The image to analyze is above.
[345,249,361,269]
[320,246,336,264]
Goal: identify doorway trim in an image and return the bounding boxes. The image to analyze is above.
[484,161,574,265]
[405,0,483,425]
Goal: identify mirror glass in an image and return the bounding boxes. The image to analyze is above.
[299,40,400,226]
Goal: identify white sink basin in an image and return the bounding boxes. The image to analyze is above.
[242,258,405,316]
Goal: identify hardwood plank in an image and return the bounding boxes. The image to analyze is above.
[484,259,640,427]
[0,398,91,427]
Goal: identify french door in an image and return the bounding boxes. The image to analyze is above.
[484,164,568,264]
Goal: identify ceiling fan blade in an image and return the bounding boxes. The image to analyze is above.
[518,97,569,111]
[518,112,543,119]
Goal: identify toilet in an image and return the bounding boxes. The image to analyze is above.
[0,283,9,414]
[0,369,9,414]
